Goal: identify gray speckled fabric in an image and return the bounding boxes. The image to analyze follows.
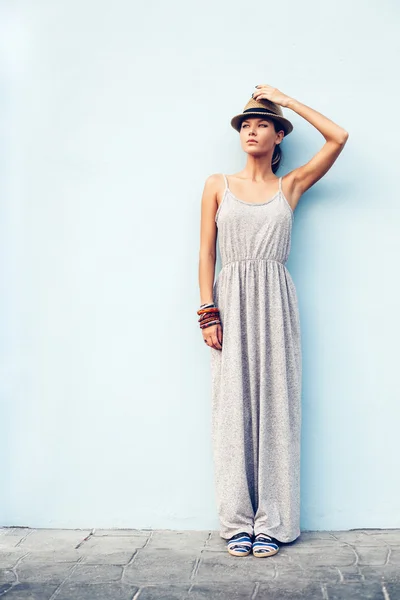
[210,174,302,543]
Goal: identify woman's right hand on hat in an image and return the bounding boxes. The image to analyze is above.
[253,84,291,108]
[203,323,223,350]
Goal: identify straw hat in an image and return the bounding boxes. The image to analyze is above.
[231,96,293,137]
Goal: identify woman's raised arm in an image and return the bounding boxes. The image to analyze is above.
[253,85,349,209]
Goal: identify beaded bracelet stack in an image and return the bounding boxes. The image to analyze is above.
[197,302,221,329]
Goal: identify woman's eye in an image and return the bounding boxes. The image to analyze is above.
[242,123,267,128]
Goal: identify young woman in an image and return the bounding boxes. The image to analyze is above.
[198,84,349,558]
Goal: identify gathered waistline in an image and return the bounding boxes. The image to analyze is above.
[221,258,286,269]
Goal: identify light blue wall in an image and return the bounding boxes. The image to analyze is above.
[1,0,399,530]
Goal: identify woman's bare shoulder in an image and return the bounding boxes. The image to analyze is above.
[203,173,226,205]
[204,172,225,185]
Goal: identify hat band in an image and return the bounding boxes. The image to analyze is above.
[243,108,280,117]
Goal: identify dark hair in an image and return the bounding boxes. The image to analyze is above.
[240,117,284,174]
[270,120,284,174]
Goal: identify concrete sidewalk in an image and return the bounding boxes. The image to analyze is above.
[1,527,399,599]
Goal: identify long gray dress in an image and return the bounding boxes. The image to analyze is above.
[210,173,302,543]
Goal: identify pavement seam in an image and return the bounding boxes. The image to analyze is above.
[189,556,201,581]
[75,527,96,549]
[335,567,344,583]
[187,537,207,592]
[120,529,154,598]
[0,552,29,597]
[47,556,85,600]
[330,534,359,567]
[321,582,329,599]
[251,581,260,599]
[14,528,35,547]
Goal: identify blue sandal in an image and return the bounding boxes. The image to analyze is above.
[227,531,253,557]
[252,533,280,557]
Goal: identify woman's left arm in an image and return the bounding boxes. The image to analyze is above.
[253,85,349,206]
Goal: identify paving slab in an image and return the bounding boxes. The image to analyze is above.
[360,564,400,583]
[56,582,139,599]
[124,548,199,585]
[325,582,388,599]
[0,583,58,598]
[0,527,399,599]
[5,529,91,552]
[257,581,327,598]
[93,529,150,537]
[67,564,123,584]
[14,562,77,584]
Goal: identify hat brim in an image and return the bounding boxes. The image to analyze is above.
[230,111,293,136]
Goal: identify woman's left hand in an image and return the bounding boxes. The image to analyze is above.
[252,85,291,108]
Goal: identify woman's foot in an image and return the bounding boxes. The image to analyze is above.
[226,531,253,557]
[252,533,280,557]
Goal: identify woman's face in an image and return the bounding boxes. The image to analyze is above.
[239,117,284,155]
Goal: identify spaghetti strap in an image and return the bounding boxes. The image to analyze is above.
[216,175,228,225]
[279,176,282,192]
